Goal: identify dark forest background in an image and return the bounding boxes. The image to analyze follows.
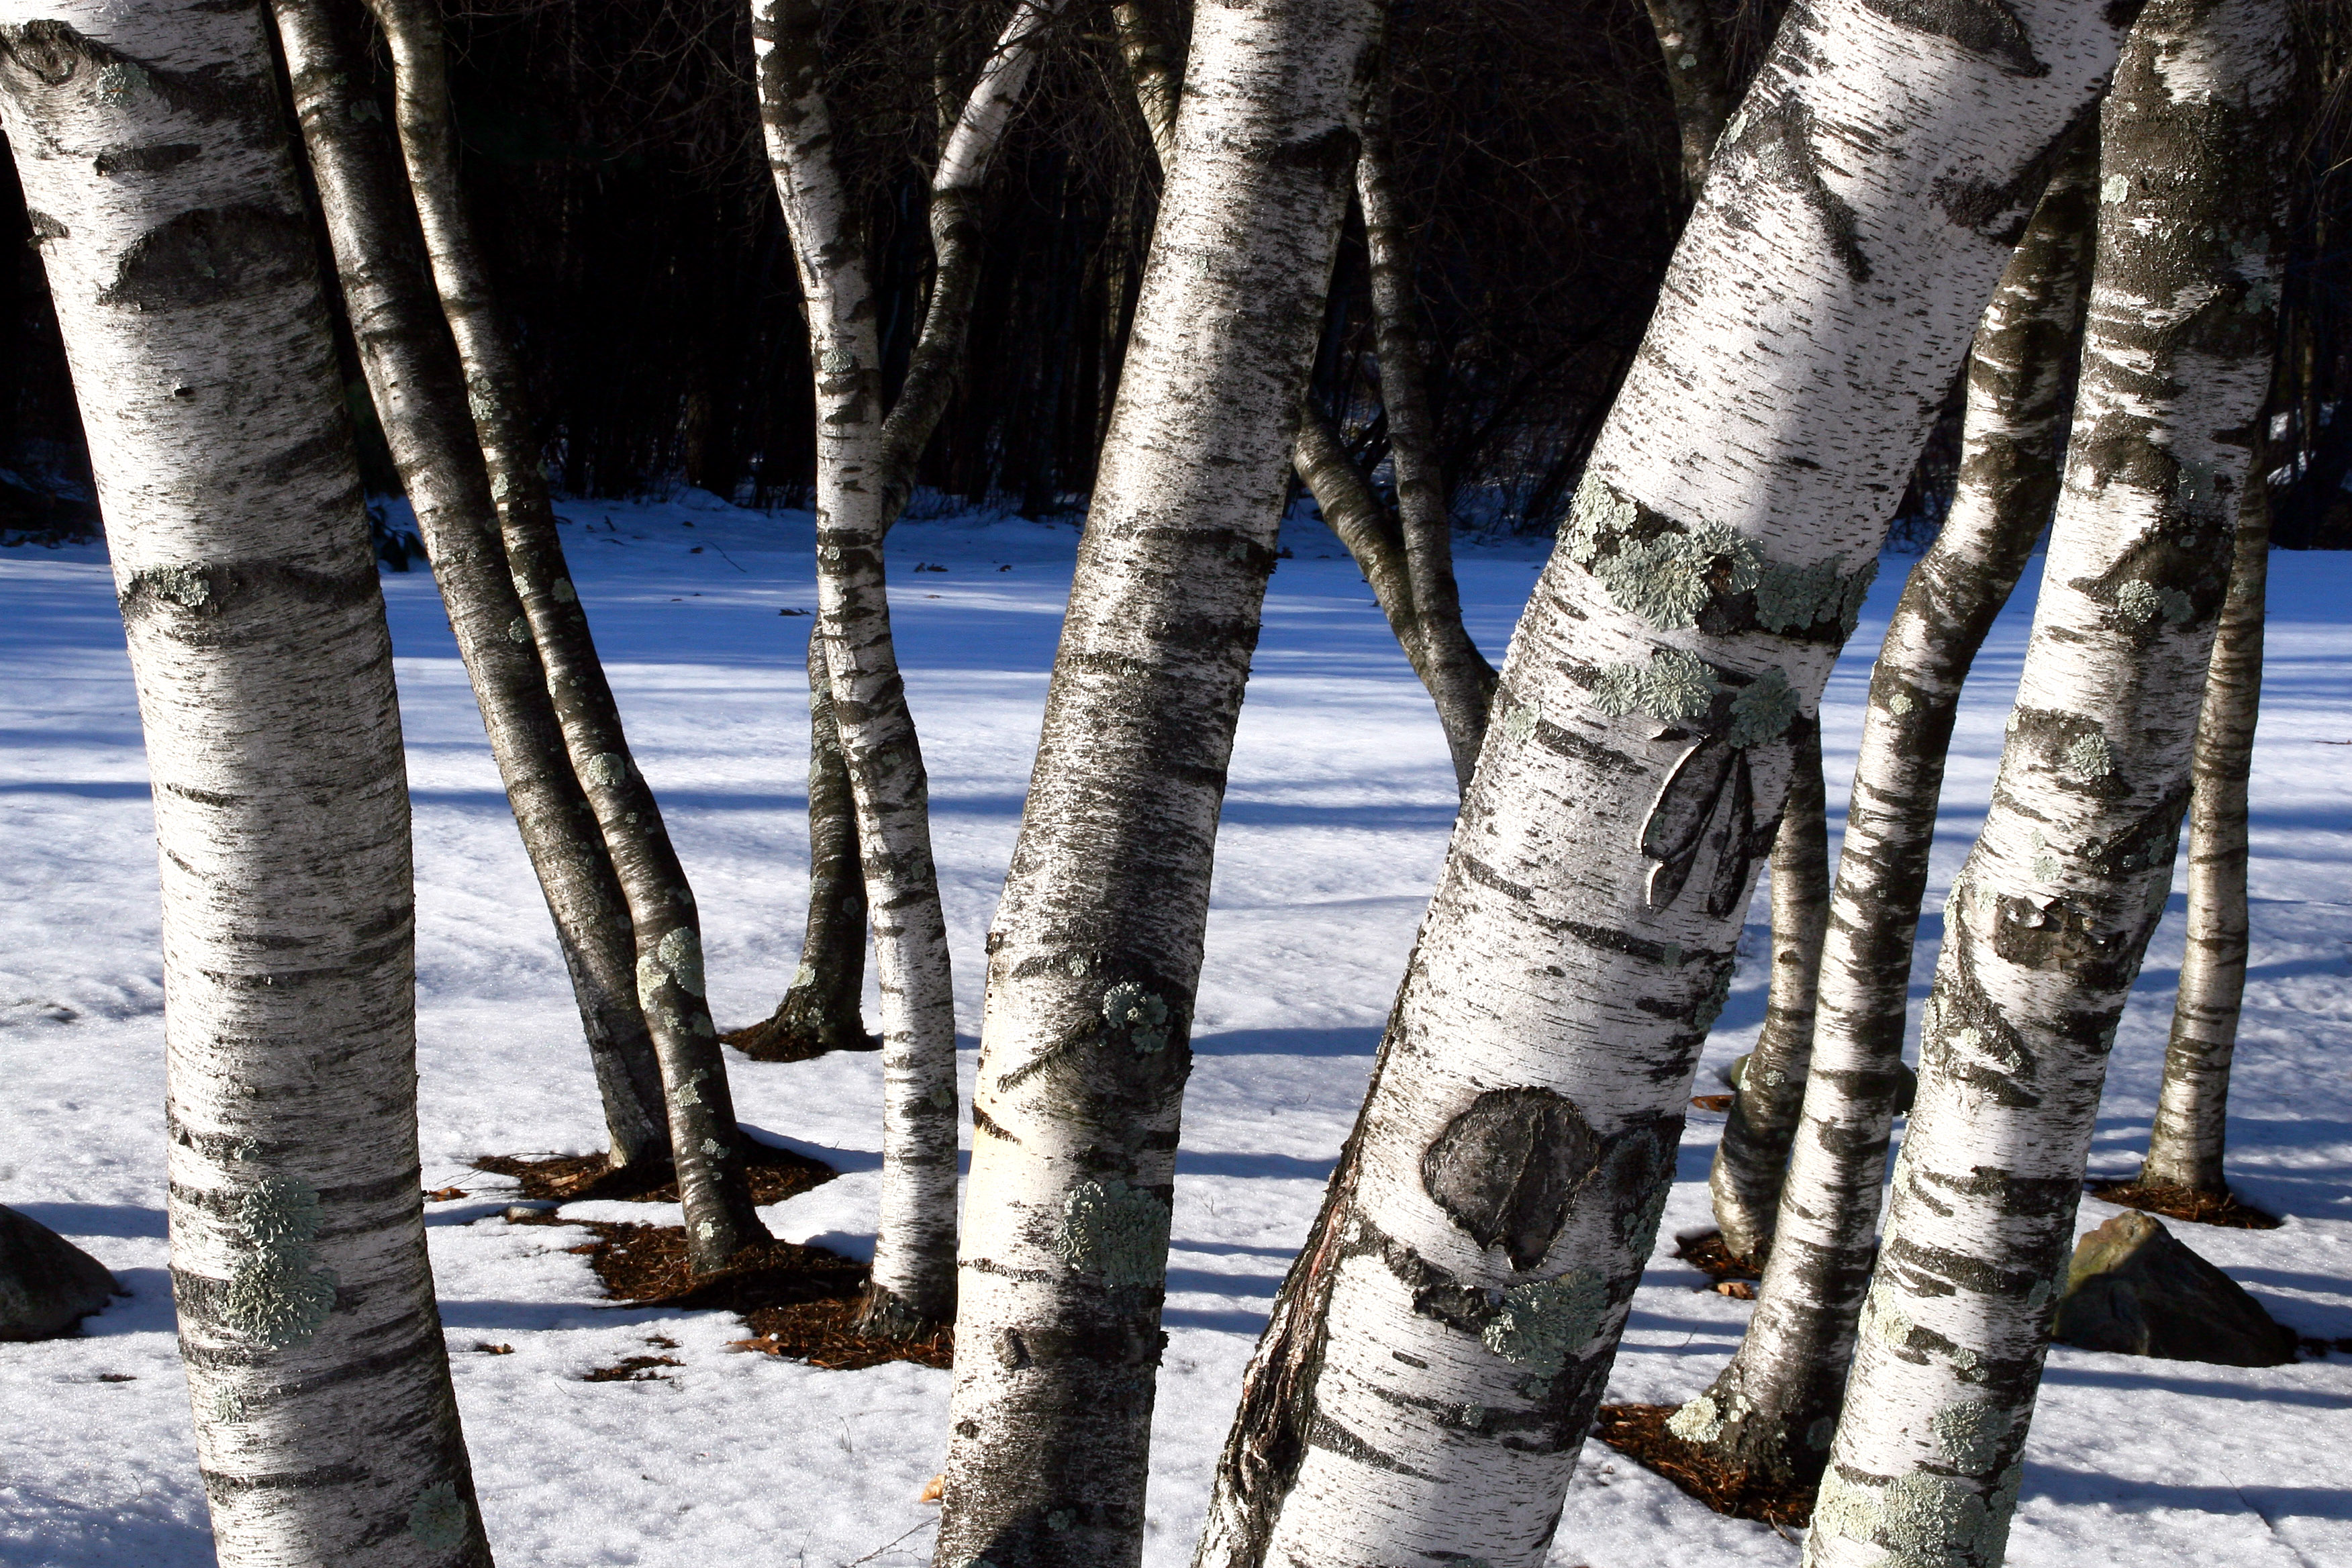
[5,0,2351,547]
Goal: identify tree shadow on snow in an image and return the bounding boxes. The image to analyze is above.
[8,1200,165,1239]
[2022,1463,2352,1522]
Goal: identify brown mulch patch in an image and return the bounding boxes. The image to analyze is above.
[2088,1181,2283,1230]
[1688,1094,1736,1114]
[472,1140,835,1206]
[1673,1230,1765,1283]
[583,1354,682,1383]
[732,1300,954,1372]
[720,1012,881,1063]
[1591,1404,1815,1530]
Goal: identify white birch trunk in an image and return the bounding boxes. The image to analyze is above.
[1807,5,2291,1563]
[1669,131,2100,1491]
[0,6,490,1561]
[936,3,1375,1564]
[1193,7,2137,1566]
[754,0,1063,1334]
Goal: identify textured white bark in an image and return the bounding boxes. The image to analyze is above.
[1195,7,2135,1567]
[937,3,1374,1565]
[1808,5,2291,1563]
[0,5,489,1561]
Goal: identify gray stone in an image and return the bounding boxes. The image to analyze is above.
[2053,1210,2296,1368]
[0,1205,122,1341]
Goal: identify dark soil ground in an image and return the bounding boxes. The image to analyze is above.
[2087,1179,2283,1230]
[1591,1404,1816,1530]
[1673,1229,1765,1283]
[471,1140,834,1206]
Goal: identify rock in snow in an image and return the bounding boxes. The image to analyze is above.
[0,1204,121,1340]
[2054,1210,2296,1368]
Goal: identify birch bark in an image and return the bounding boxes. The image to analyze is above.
[1668,132,2098,1491]
[1642,0,1735,198]
[0,6,491,1561]
[936,3,1375,1564]
[1706,720,1828,1263]
[1807,6,2290,1563]
[268,0,670,1171]
[2139,474,2269,1194]
[370,0,767,1273]
[1192,7,2137,1566]
[754,0,1063,1334]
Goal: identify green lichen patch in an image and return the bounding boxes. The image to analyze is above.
[1934,1400,2010,1473]
[506,617,531,643]
[1482,1270,1608,1375]
[1101,981,1171,1055]
[1667,1390,1727,1443]
[1591,527,1761,630]
[2065,733,2116,779]
[2116,579,2192,627]
[1726,669,1799,748]
[1755,554,1876,636]
[1053,1179,1169,1289]
[142,565,212,609]
[218,1246,338,1351]
[582,752,631,789]
[656,928,705,997]
[1502,691,1540,745]
[407,1481,470,1552]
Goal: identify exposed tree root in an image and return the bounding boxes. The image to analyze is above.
[2088,1180,2282,1230]
[1591,1404,1816,1528]
[721,1006,880,1063]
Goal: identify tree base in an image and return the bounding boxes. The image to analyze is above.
[2088,1180,2281,1230]
[855,1280,952,1343]
[721,1002,881,1063]
[1591,1404,1817,1528]
[1673,1228,1767,1281]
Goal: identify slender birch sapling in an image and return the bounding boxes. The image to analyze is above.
[0,5,491,1560]
[1191,6,2139,1566]
[756,0,1067,1334]
[935,3,1377,1563]
[1807,5,2290,1563]
[370,0,766,1271]
[269,0,670,1171]
[1666,132,2099,1495]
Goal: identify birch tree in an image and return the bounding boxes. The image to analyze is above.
[268,0,671,1173]
[0,5,491,1561]
[1191,6,2139,1566]
[1808,6,2291,1563]
[755,0,1066,1334]
[2137,471,2270,1196]
[369,0,767,1273]
[935,2,1376,1563]
[1667,132,2098,1493]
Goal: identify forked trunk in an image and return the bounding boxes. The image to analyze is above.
[1807,6,2289,1563]
[936,3,1375,1564]
[269,0,669,1170]
[371,0,767,1273]
[0,7,491,1560]
[1191,7,2137,1566]
[1667,132,2098,1493]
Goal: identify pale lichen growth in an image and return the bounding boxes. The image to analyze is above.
[1592,526,1759,630]
[1888,688,1915,716]
[2102,173,2130,203]
[1101,981,1170,1055]
[147,566,213,609]
[1667,1389,1732,1444]
[1053,1179,1168,1287]
[2116,579,2192,626]
[656,927,705,997]
[582,752,630,789]
[1859,1285,1913,1351]
[1755,555,1875,635]
[1592,663,1646,718]
[217,1174,338,1351]
[1818,1466,2012,1563]
[408,1481,469,1551]
[1481,1270,1608,1375]
[2066,733,2116,778]
[506,617,530,643]
[1934,1400,2010,1472]
[1727,668,1799,748]
[551,578,577,603]
[1502,693,1540,745]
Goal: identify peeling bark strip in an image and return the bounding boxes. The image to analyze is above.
[0,7,491,1563]
[2141,467,2269,1193]
[936,2,1377,1564]
[1193,7,2137,1567]
[369,0,765,1274]
[756,0,1064,1334]
[1671,130,2098,1497]
[1808,7,2291,1565]
[267,0,669,1173]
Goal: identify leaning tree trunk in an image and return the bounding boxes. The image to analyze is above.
[1641,0,1735,199]
[1293,406,1431,687]
[0,8,492,1563]
[268,0,669,1171]
[934,3,1375,1565]
[1706,720,1828,1263]
[756,0,1063,1335]
[730,633,875,1061]
[1665,130,2098,1494]
[1191,6,2139,1567]
[2137,474,2271,1195]
[1807,6,2290,1564]
[370,0,765,1272]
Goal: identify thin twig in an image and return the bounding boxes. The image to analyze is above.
[841,1516,938,1568]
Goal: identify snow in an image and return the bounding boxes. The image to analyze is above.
[3,489,2347,1568]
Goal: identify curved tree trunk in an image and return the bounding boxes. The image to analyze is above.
[2137,477,2270,1194]
[1293,405,1430,685]
[1707,720,1828,1263]
[1191,7,2138,1566]
[1807,6,2290,1563]
[730,632,876,1061]
[371,0,766,1273]
[935,3,1376,1565]
[269,0,669,1171]
[0,8,491,1561]
[1666,132,2098,1492]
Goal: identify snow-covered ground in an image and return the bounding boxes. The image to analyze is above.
[3,490,2347,1568]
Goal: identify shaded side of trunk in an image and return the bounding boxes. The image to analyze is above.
[1808,7,2290,1563]
[0,9,491,1561]
[371,0,765,1273]
[936,4,1376,1565]
[1641,0,1735,198]
[1191,7,2139,1565]
[1669,128,2099,1497]
[1707,719,1828,1263]
[2139,477,2270,1193]
[270,0,668,1170]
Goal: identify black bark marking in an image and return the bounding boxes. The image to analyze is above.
[94,142,200,176]
[1702,748,1758,920]
[1420,1088,1602,1270]
[1857,0,2048,77]
[1640,735,1734,912]
[1748,95,1871,283]
[97,205,311,311]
